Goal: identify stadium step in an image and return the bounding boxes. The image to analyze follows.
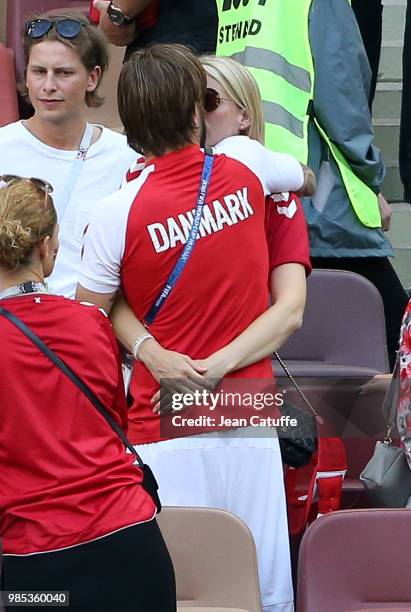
[372,0,410,289]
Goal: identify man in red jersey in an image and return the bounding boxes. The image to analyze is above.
[77,43,307,611]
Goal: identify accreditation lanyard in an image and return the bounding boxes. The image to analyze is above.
[0,281,48,300]
[144,152,214,326]
[59,122,94,221]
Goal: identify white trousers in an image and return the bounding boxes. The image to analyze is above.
[136,427,294,612]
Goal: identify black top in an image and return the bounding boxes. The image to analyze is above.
[126,0,217,56]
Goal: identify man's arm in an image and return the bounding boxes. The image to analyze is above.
[76,189,130,311]
[93,0,151,46]
[110,293,209,386]
[76,286,117,315]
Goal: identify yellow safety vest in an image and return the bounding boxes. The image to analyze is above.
[215,0,381,229]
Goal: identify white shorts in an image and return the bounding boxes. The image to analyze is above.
[136,427,294,612]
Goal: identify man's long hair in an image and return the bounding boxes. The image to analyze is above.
[118,44,206,156]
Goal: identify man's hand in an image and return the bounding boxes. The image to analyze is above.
[150,351,228,414]
[296,164,316,197]
[138,341,216,415]
[378,193,392,232]
[93,0,136,46]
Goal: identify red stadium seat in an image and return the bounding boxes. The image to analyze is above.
[275,269,389,378]
[0,540,4,612]
[0,44,18,127]
[297,509,411,611]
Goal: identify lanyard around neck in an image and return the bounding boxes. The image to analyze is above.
[144,152,214,326]
[0,281,48,300]
[59,122,94,221]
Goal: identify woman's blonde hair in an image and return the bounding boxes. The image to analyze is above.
[0,180,57,270]
[201,55,265,144]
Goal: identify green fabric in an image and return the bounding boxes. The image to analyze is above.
[215,0,381,229]
[216,0,313,163]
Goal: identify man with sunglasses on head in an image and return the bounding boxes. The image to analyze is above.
[0,11,136,298]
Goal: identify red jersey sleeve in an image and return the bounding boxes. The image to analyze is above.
[264,192,312,275]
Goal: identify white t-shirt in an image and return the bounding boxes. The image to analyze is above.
[213,135,303,196]
[79,135,304,293]
[0,121,136,297]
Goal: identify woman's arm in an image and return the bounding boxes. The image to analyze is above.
[111,263,306,383]
[150,263,307,412]
[196,263,307,378]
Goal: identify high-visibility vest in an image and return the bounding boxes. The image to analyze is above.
[215,0,381,229]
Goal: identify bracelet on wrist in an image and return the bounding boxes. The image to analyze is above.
[132,333,154,360]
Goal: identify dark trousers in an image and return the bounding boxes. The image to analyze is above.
[400,0,411,201]
[351,0,383,109]
[311,257,408,371]
[2,520,176,611]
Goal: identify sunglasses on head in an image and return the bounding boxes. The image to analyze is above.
[25,18,86,40]
[1,175,53,197]
[204,87,233,113]
[1,175,53,213]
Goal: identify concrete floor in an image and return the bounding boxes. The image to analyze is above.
[390,203,411,290]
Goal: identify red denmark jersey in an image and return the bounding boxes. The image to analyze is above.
[126,157,312,278]
[0,295,155,555]
[121,147,272,443]
[81,144,311,444]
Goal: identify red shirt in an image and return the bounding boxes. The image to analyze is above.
[0,295,155,555]
[121,147,309,443]
[127,159,312,277]
[81,144,311,444]
[265,191,311,274]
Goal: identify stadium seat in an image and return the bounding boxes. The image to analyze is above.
[178,608,249,611]
[0,43,18,126]
[157,507,262,612]
[276,269,389,379]
[274,269,390,508]
[297,509,411,612]
[0,540,3,612]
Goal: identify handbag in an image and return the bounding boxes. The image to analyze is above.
[274,352,320,468]
[360,359,411,507]
[0,307,162,514]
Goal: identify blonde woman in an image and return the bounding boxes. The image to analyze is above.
[202,55,315,195]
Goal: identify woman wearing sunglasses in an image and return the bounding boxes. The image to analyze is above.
[0,176,176,610]
[101,55,311,612]
[202,57,315,197]
[0,12,136,298]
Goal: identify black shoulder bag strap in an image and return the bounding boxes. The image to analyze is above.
[0,306,161,513]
